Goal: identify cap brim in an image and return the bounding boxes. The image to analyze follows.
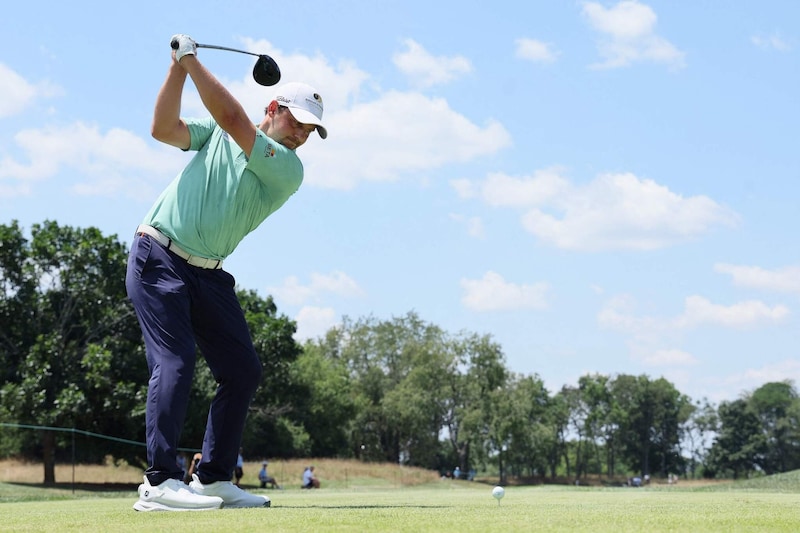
[286,107,327,139]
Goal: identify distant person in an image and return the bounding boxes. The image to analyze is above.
[177,453,188,480]
[302,466,320,489]
[453,466,461,480]
[184,452,202,484]
[234,448,245,487]
[258,461,281,489]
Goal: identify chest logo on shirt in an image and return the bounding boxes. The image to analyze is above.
[264,142,276,157]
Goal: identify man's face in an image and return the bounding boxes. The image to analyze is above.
[269,106,318,150]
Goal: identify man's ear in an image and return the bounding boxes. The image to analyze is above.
[265,100,279,115]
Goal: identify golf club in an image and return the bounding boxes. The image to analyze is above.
[169,40,281,86]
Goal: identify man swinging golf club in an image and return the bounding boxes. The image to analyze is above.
[126,34,327,511]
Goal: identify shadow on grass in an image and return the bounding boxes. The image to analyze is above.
[3,481,138,493]
[279,505,449,509]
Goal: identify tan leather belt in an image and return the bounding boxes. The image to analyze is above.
[136,224,223,270]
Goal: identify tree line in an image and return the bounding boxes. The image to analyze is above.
[2,221,799,484]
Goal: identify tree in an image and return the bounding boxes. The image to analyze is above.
[610,374,688,477]
[747,381,800,474]
[706,398,766,479]
[443,333,508,477]
[681,398,717,479]
[579,373,621,478]
[0,221,147,483]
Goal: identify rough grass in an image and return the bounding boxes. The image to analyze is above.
[0,457,442,497]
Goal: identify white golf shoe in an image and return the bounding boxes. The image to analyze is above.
[190,473,271,508]
[133,476,224,512]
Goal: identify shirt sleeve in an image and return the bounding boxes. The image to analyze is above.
[185,117,218,151]
[246,130,304,205]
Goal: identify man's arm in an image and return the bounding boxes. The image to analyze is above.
[151,61,192,149]
[178,54,258,157]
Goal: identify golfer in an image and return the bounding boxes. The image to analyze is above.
[126,34,326,512]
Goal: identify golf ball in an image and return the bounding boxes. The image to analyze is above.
[492,486,505,499]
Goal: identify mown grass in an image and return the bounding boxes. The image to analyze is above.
[3,461,800,532]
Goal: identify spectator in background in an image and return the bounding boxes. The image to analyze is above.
[184,452,202,484]
[453,466,461,480]
[234,448,245,487]
[258,461,281,489]
[302,465,320,489]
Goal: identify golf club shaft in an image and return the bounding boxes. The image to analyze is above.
[196,43,261,57]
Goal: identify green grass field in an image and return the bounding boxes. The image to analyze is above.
[4,475,800,532]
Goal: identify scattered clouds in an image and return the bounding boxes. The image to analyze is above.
[459,168,738,251]
[0,122,181,198]
[0,63,61,119]
[393,39,473,88]
[703,359,800,402]
[267,271,365,342]
[599,293,789,335]
[715,263,800,295]
[294,306,339,342]
[305,91,512,189]
[751,32,793,52]
[515,38,559,64]
[461,271,549,312]
[266,271,365,306]
[230,40,509,190]
[598,293,789,379]
[582,0,685,69]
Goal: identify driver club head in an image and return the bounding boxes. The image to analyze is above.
[253,55,281,86]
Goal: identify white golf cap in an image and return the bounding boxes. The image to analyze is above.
[273,82,327,139]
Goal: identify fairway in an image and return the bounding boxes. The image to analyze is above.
[4,482,800,532]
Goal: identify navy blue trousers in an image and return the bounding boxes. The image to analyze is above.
[125,234,262,486]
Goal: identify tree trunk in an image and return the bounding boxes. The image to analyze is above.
[42,430,56,485]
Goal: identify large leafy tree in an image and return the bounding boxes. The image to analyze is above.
[747,381,800,474]
[610,374,689,477]
[0,221,147,483]
[706,398,766,479]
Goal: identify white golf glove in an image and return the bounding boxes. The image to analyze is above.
[170,34,197,63]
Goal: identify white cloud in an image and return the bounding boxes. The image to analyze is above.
[304,91,512,189]
[461,271,549,312]
[102,41,507,192]
[679,295,790,328]
[450,178,477,199]
[599,294,789,380]
[231,41,505,190]
[515,38,559,64]
[294,306,339,342]
[715,263,800,295]
[481,168,569,208]
[267,271,364,306]
[599,293,789,334]
[393,39,473,87]
[705,359,800,403]
[0,63,61,119]
[582,1,685,69]
[470,169,738,251]
[0,122,183,198]
[751,33,792,52]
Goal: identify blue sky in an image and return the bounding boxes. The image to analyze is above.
[1,1,797,404]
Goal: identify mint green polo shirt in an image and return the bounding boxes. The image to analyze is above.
[143,117,303,260]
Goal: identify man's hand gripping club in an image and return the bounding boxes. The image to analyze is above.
[170,34,197,63]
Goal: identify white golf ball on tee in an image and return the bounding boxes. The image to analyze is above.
[492,486,505,500]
